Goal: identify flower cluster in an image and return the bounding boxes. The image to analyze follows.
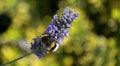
[30,7,80,58]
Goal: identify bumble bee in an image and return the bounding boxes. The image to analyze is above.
[41,34,59,52]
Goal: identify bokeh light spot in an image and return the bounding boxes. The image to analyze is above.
[63,56,73,66]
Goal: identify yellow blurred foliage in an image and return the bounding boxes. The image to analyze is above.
[111,8,120,20]
[63,56,73,66]
[1,46,18,61]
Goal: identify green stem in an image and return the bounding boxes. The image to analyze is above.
[1,52,33,66]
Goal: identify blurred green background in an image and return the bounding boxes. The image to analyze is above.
[0,0,120,66]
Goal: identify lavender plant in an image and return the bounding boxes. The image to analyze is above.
[1,7,79,66]
[31,7,79,58]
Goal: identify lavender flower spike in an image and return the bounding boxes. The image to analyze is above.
[30,7,80,58]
